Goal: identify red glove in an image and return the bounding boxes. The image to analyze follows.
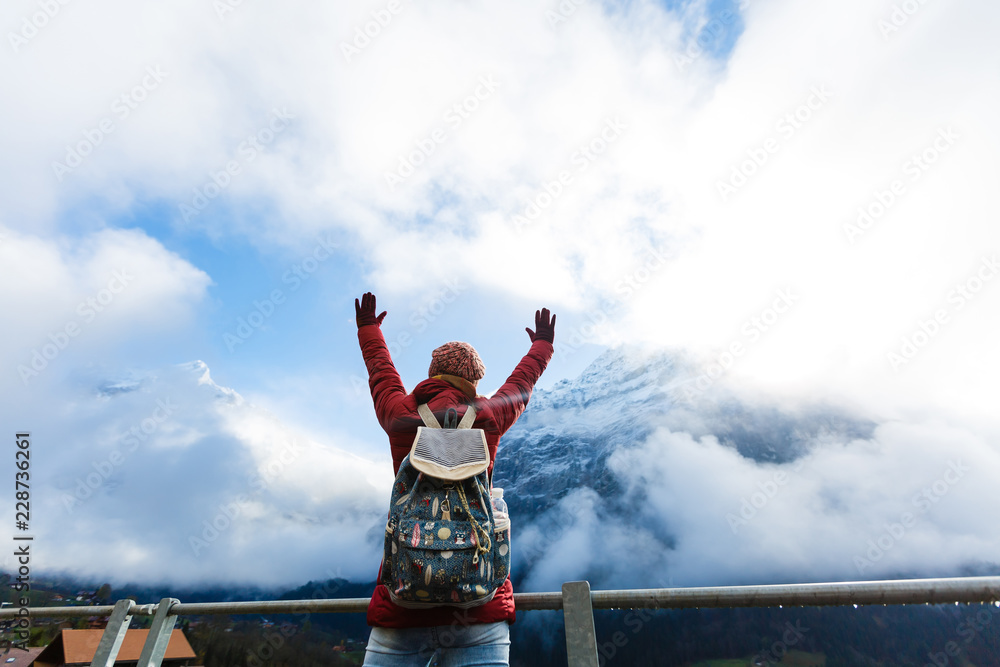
[355,292,387,328]
[526,308,556,344]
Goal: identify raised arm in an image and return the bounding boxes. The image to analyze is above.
[486,308,556,434]
[355,292,407,431]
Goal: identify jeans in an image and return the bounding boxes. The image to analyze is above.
[362,621,510,667]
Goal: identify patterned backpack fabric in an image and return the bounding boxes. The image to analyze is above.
[381,403,511,608]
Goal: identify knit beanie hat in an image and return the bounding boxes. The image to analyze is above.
[428,341,486,383]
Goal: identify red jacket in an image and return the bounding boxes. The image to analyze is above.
[358,323,553,628]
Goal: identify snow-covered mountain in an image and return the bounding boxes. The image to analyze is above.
[496,345,876,518]
[494,345,1000,592]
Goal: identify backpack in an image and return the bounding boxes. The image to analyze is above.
[381,403,511,608]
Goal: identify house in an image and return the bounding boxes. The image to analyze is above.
[0,647,44,667]
[31,629,199,666]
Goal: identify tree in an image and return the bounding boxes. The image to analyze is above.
[96,583,113,601]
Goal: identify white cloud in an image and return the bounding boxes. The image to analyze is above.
[614,421,1000,586]
[618,0,1000,419]
[517,419,1000,591]
[0,225,211,391]
[5,0,993,422]
[0,361,392,587]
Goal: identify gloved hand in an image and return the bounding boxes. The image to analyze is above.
[526,307,556,344]
[355,292,387,328]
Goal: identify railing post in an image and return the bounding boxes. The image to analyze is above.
[90,599,135,667]
[562,581,599,667]
[136,597,179,667]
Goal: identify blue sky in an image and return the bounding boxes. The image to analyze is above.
[2,0,999,585]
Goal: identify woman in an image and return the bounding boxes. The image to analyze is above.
[355,292,555,667]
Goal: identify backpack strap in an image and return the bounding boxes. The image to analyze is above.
[417,403,477,429]
[457,405,477,429]
[417,403,441,428]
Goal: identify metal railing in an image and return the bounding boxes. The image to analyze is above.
[3,575,999,666]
